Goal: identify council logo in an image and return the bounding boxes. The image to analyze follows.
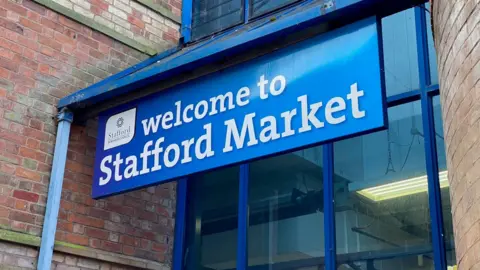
[104,108,136,150]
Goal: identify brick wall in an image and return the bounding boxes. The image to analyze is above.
[59,122,175,262]
[49,0,180,51]
[0,0,177,267]
[150,0,181,17]
[0,241,148,269]
[431,0,480,269]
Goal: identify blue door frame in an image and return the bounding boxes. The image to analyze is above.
[172,4,447,270]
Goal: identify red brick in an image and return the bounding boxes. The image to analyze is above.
[9,72,35,87]
[55,231,66,241]
[60,200,74,211]
[26,138,39,149]
[90,5,103,16]
[10,220,27,232]
[89,238,101,249]
[105,203,134,216]
[67,213,104,228]
[0,195,15,208]
[123,245,135,256]
[15,167,41,181]
[0,205,9,218]
[65,233,89,246]
[101,241,122,253]
[128,15,145,29]
[0,163,15,176]
[38,34,62,51]
[57,220,73,232]
[152,242,168,253]
[90,0,109,10]
[92,31,113,46]
[85,227,109,239]
[76,34,99,49]
[137,210,157,222]
[23,127,49,141]
[13,190,39,202]
[37,163,50,173]
[0,0,28,17]
[54,32,76,46]
[58,16,83,32]
[19,17,43,33]
[120,235,138,246]
[29,204,45,215]
[23,0,46,15]
[40,18,63,33]
[0,66,9,79]
[0,38,22,54]
[13,54,38,70]
[9,210,35,224]
[0,56,18,72]
[89,208,110,220]
[74,204,87,214]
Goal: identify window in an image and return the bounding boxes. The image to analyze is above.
[249,0,300,18]
[334,102,434,270]
[183,166,240,269]
[382,8,420,96]
[190,0,302,40]
[426,3,439,86]
[191,0,244,41]
[179,5,452,270]
[248,147,325,269]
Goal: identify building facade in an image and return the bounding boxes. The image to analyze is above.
[0,0,180,268]
[0,0,477,270]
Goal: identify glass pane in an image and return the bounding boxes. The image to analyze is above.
[334,101,434,269]
[250,0,300,18]
[382,8,420,96]
[433,96,456,268]
[248,147,325,269]
[183,166,239,269]
[426,3,439,86]
[191,0,243,41]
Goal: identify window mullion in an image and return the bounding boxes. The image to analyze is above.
[323,143,336,270]
[237,164,250,270]
[173,178,188,270]
[181,0,192,43]
[415,5,447,270]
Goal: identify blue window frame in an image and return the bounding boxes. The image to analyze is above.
[182,0,304,42]
[174,3,452,270]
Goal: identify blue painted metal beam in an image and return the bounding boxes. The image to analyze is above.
[237,164,250,270]
[323,144,336,270]
[415,6,447,270]
[180,0,192,43]
[172,178,188,270]
[59,0,426,111]
[37,108,74,270]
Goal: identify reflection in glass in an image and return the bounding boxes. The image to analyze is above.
[334,101,434,269]
[433,96,456,268]
[250,0,300,18]
[183,167,239,270]
[248,147,325,269]
[426,3,439,86]
[382,8,420,96]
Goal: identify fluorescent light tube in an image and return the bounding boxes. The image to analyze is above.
[356,171,449,202]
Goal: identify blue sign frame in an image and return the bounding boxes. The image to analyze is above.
[93,16,386,198]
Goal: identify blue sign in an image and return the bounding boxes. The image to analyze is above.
[93,17,386,198]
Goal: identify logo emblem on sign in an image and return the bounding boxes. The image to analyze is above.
[116,117,124,128]
[104,108,136,150]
